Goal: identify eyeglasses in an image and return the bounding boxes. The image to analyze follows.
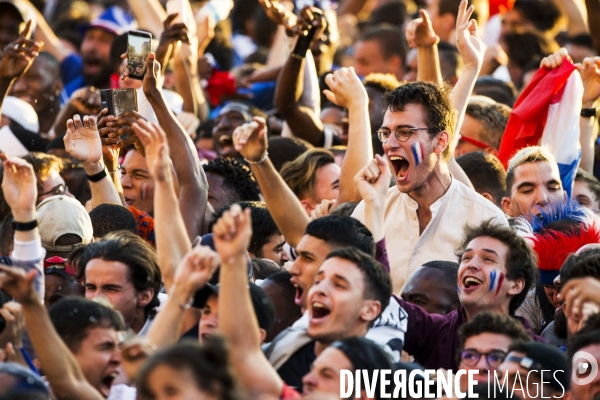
[377,127,438,144]
[458,134,491,149]
[461,349,507,368]
[38,183,67,198]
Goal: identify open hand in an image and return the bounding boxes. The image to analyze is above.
[577,56,600,107]
[64,114,103,172]
[455,0,483,70]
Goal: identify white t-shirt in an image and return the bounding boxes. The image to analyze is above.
[352,177,508,294]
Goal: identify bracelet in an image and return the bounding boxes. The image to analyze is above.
[12,219,38,231]
[86,167,107,182]
[581,108,597,118]
[244,151,269,165]
[107,165,121,174]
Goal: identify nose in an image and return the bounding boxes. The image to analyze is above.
[216,116,231,131]
[288,259,301,276]
[120,172,132,188]
[302,371,316,392]
[535,190,549,208]
[281,250,290,264]
[475,355,491,372]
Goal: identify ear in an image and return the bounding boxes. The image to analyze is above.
[507,277,525,296]
[485,147,498,156]
[258,328,267,343]
[137,288,155,308]
[53,79,63,95]
[501,196,514,217]
[433,131,449,156]
[359,300,382,324]
[480,192,494,203]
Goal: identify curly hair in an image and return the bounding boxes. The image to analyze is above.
[457,220,538,315]
[382,81,457,161]
[202,157,261,202]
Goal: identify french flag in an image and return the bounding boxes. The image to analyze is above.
[411,142,425,166]
[497,59,584,197]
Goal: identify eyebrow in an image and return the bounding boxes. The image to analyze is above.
[331,179,340,187]
[131,169,150,175]
[332,273,350,285]
[298,250,316,259]
[463,248,499,257]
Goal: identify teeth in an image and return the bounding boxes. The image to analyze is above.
[313,302,326,309]
[464,277,483,286]
[389,156,405,161]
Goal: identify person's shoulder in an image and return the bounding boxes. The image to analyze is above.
[451,180,507,217]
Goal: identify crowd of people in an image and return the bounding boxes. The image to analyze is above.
[0,0,600,399]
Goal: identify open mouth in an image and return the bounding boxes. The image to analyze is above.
[463,276,484,290]
[124,197,134,206]
[389,156,410,181]
[218,135,233,147]
[310,301,331,320]
[99,371,118,397]
[294,285,304,306]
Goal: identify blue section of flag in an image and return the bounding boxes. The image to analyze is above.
[557,152,581,198]
[489,270,496,292]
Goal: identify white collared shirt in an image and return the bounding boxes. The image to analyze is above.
[352,177,508,294]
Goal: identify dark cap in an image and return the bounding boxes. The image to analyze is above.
[331,337,394,372]
[505,342,569,391]
[192,283,275,337]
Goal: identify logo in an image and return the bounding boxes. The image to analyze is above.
[572,351,599,386]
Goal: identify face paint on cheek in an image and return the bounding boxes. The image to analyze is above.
[411,142,425,166]
[141,182,148,201]
[488,269,505,296]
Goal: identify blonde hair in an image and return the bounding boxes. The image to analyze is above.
[506,146,558,194]
[280,149,335,200]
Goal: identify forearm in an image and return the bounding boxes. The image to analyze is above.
[250,159,309,248]
[579,114,597,173]
[0,79,13,113]
[31,6,71,62]
[274,56,304,116]
[450,66,479,151]
[147,90,207,239]
[250,66,284,83]
[11,228,45,301]
[337,101,372,204]
[23,300,101,400]
[585,0,600,56]
[337,0,376,17]
[448,157,474,189]
[154,180,191,290]
[82,161,123,209]
[147,295,187,348]
[126,0,166,38]
[551,0,588,36]
[417,45,443,84]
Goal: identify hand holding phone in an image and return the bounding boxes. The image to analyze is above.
[127,30,152,80]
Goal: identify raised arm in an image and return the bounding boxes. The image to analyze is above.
[64,115,122,208]
[132,118,190,290]
[323,67,372,204]
[126,0,166,38]
[27,4,71,62]
[405,9,442,84]
[140,52,207,239]
[213,205,283,398]
[274,8,327,146]
[1,154,45,299]
[233,118,309,248]
[0,263,102,400]
[0,21,41,114]
[550,0,588,37]
[577,56,600,173]
[585,0,600,56]
[448,1,483,189]
[354,155,391,242]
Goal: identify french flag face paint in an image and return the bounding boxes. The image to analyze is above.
[411,142,425,166]
[488,269,505,296]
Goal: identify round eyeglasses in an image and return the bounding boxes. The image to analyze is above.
[377,127,438,143]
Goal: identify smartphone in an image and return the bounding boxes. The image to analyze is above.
[127,30,152,80]
[100,88,138,119]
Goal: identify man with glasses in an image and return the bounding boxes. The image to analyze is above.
[457,311,531,391]
[352,81,507,293]
[21,152,75,204]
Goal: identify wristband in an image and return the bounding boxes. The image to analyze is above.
[86,168,107,182]
[12,219,38,231]
[581,108,597,118]
[244,151,269,165]
[107,165,121,174]
[292,26,318,58]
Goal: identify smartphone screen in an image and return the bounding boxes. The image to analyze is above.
[127,30,152,80]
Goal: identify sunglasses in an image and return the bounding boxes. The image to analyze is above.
[38,183,67,198]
